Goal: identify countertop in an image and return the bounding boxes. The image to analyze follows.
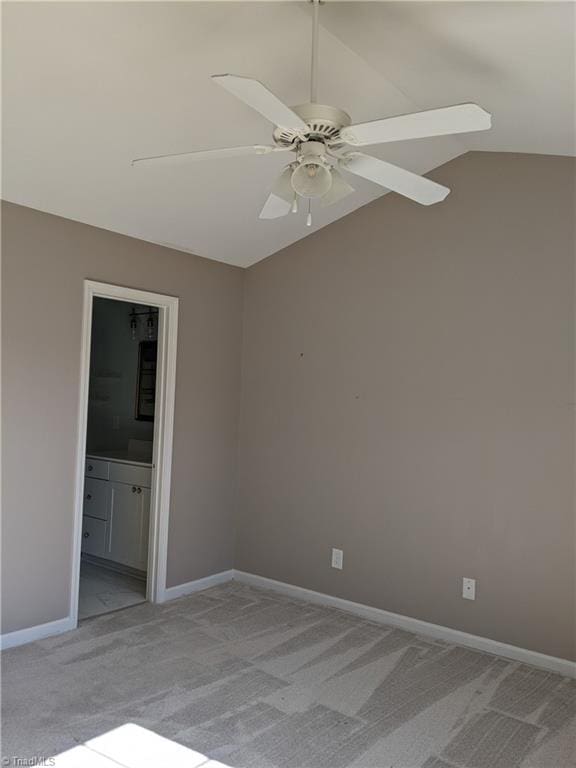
[86,451,153,468]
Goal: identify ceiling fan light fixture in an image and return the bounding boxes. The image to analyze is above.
[291,160,332,198]
[132,0,492,222]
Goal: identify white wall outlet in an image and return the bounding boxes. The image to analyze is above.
[331,548,343,570]
[462,577,476,600]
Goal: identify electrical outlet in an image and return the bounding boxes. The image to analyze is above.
[331,548,343,570]
[462,577,476,601]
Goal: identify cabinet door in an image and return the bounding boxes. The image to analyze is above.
[108,482,150,571]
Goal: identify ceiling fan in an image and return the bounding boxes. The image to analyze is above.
[132,0,491,226]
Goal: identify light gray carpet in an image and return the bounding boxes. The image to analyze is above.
[2,581,575,767]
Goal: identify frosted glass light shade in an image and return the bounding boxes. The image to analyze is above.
[291,162,332,199]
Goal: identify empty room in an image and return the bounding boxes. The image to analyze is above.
[1,1,575,767]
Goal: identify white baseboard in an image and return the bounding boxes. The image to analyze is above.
[161,569,234,602]
[233,570,576,678]
[1,569,234,649]
[4,570,573,679]
[1,616,76,651]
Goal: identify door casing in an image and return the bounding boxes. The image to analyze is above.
[70,279,179,625]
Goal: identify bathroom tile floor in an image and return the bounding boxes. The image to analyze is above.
[78,561,146,620]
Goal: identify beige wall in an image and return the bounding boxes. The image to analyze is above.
[1,202,244,633]
[3,152,575,660]
[237,152,576,661]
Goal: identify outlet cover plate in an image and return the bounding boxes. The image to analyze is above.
[331,548,343,570]
[462,577,476,600]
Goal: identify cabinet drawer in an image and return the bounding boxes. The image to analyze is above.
[81,516,107,557]
[109,462,152,488]
[83,478,111,521]
[85,458,109,481]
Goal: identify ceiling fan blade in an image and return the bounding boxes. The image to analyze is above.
[340,104,491,146]
[132,144,288,166]
[259,167,294,219]
[341,153,450,206]
[212,74,308,132]
[321,169,355,207]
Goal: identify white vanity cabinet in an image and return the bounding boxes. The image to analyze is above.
[81,456,152,572]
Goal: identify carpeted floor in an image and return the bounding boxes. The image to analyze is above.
[2,581,575,767]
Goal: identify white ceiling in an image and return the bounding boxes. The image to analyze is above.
[3,2,574,267]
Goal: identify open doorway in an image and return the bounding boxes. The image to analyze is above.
[71,281,178,625]
[79,298,158,618]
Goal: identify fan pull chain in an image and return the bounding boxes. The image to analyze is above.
[306,199,313,227]
[292,195,298,214]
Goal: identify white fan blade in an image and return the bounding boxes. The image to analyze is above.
[321,169,354,207]
[212,74,308,132]
[340,104,491,146]
[259,167,294,219]
[132,144,288,166]
[342,153,450,206]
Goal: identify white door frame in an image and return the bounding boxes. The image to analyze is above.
[70,279,178,625]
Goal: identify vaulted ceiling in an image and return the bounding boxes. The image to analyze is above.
[3,2,574,267]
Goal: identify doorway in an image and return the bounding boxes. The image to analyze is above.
[71,281,178,625]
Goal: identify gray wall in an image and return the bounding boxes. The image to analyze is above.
[87,298,157,455]
[236,152,575,661]
[1,202,243,633]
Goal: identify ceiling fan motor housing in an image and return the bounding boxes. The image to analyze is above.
[273,103,352,149]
